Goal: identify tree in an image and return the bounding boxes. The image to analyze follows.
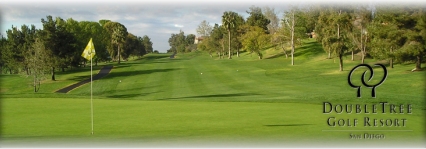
[3,26,24,74]
[104,21,128,64]
[55,17,78,72]
[20,25,37,75]
[136,36,146,58]
[287,11,296,65]
[197,24,225,58]
[2,24,37,75]
[335,9,353,71]
[196,36,212,57]
[185,34,196,52]
[240,25,270,59]
[99,19,111,27]
[168,30,196,53]
[196,20,213,37]
[78,21,110,66]
[27,38,50,92]
[143,35,153,53]
[272,26,290,58]
[316,7,353,71]
[369,6,426,71]
[211,24,225,58]
[411,8,426,70]
[348,5,372,63]
[302,5,321,35]
[186,34,196,46]
[39,16,78,80]
[282,7,308,65]
[222,11,237,59]
[246,6,271,33]
[263,6,279,34]
[0,16,146,86]
[0,35,6,73]
[246,6,270,32]
[316,8,334,59]
[368,21,400,68]
[123,33,138,60]
[368,6,403,69]
[168,30,186,54]
[65,18,84,68]
[113,25,127,64]
[233,14,246,57]
[168,33,177,53]
[98,19,114,62]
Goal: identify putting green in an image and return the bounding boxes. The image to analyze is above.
[1,98,424,146]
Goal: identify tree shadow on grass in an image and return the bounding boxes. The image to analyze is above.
[264,124,314,127]
[56,65,106,75]
[56,66,113,93]
[55,54,174,77]
[139,54,173,60]
[67,75,92,82]
[112,63,132,69]
[102,68,180,80]
[68,65,110,80]
[143,61,169,64]
[293,42,324,58]
[158,93,262,100]
[56,68,176,93]
[141,58,189,64]
[106,91,162,99]
[265,52,288,59]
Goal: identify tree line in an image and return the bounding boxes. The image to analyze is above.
[0,16,154,77]
[167,30,196,53]
[178,4,425,71]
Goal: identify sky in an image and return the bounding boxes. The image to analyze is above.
[0,0,424,53]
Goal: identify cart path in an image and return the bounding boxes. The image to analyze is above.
[55,65,113,93]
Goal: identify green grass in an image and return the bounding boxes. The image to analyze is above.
[1,39,425,147]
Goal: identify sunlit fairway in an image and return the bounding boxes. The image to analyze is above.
[1,39,425,147]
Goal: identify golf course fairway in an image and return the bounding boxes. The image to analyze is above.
[1,39,425,147]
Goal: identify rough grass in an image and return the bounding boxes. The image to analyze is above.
[1,39,425,147]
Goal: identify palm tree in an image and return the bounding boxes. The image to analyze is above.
[111,25,127,64]
[222,11,236,59]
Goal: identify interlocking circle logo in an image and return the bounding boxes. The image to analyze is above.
[348,64,387,98]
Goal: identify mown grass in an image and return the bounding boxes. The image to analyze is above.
[1,39,425,147]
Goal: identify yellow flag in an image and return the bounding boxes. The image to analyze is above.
[81,38,96,60]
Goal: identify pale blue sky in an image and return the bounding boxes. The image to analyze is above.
[0,0,422,52]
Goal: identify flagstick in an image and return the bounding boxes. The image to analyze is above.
[91,53,94,135]
[82,38,95,135]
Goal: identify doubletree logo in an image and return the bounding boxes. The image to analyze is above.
[322,64,411,130]
[348,64,388,98]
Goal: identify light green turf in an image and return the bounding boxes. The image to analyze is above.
[1,39,425,146]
